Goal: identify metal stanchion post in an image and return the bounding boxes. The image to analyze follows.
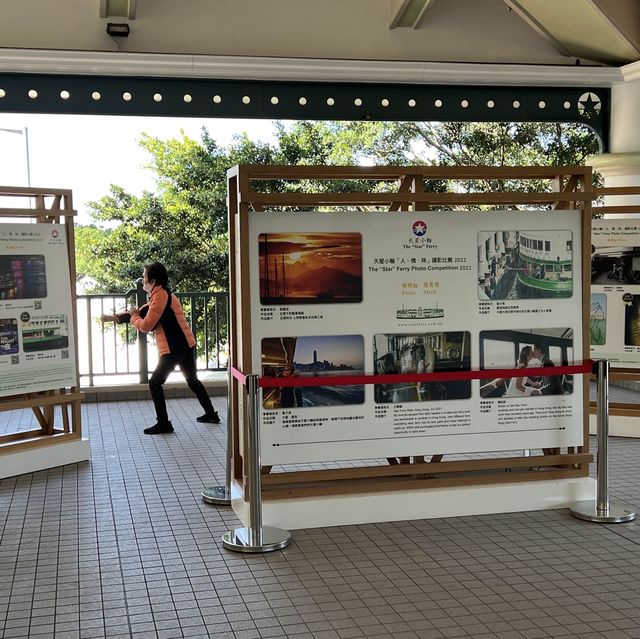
[222,374,292,552]
[202,361,233,506]
[570,359,637,523]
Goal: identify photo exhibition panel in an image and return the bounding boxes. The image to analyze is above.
[0,223,76,397]
[591,219,640,367]
[248,210,584,465]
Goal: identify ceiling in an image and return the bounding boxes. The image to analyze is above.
[0,0,639,69]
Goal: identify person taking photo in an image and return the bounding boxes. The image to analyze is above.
[101,262,220,434]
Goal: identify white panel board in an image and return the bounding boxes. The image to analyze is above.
[248,210,584,465]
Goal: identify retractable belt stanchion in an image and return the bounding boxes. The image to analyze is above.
[222,374,292,553]
[201,362,233,506]
[570,360,637,523]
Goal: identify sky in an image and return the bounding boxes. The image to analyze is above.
[0,113,277,224]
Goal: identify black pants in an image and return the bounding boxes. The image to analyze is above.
[149,349,215,424]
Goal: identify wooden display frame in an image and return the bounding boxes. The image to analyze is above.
[227,164,593,501]
[0,186,82,454]
[591,185,640,417]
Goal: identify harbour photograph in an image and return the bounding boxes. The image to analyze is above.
[259,232,362,305]
[261,334,364,409]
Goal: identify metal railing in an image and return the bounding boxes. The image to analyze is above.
[77,280,229,386]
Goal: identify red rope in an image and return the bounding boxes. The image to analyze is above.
[231,362,592,388]
[230,366,247,385]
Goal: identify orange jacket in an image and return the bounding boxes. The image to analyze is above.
[131,286,196,356]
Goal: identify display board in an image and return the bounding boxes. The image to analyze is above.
[249,209,584,465]
[590,219,640,368]
[0,223,77,397]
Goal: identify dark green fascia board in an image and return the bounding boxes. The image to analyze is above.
[0,73,610,150]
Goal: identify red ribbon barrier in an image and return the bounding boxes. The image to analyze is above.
[242,362,592,389]
[231,366,247,385]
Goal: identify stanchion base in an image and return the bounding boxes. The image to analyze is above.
[222,526,292,553]
[201,486,231,506]
[569,500,637,523]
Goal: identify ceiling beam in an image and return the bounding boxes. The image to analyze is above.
[0,48,623,86]
[589,0,640,56]
[505,0,640,64]
[502,1,574,58]
[389,0,435,30]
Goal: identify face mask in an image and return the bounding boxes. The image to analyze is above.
[143,281,153,294]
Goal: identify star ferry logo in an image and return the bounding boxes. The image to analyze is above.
[577,92,601,117]
[412,220,427,236]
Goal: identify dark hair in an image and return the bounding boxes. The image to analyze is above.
[517,345,533,366]
[533,342,546,355]
[144,262,169,288]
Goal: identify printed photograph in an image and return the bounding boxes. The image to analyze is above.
[591,245,640,285]
[21,313,69,352]
[373,331,471,403]
[259,232,362,304]
[0,318,19,355]
[261,334,364,409]
[0,255,47,300]
[590,293,607,346]
[478,230,573,300]
[624,295,640,346]
[479,328,574,398]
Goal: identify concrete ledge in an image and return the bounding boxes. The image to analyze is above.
[590,413,640,438]
[232,477,596,530]
[82,380,227,403]
[1,437,91,479]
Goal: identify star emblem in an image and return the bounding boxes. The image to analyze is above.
[413,221,427,236]
[577,92,601,117]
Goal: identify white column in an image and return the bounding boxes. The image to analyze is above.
[589,65,640,207]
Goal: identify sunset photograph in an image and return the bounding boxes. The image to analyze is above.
[258,232,362,304]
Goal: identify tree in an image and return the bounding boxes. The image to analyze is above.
[276,121,601,199]
[78,120,601,293]
[80,129,282,293]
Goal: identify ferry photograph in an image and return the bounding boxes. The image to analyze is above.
[373,331,471,404]
[261,334,364,409]
[478,230,573,300]
[21,313,69,352]
[258,232,362,305]
[479,327,573,399]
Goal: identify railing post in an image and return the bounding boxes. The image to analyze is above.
[85,298,94,387]
[222,373,291,553]
[201,361,233,506]
[570,359,636,523]
[135,278,149,384]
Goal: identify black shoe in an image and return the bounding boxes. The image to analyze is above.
[196,412,220,424]
[144,422,174,435]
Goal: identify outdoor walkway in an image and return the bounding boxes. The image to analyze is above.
[1,397,640,639]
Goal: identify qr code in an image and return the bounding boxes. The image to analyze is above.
[61,350,69,359]
[11,355,19,365]
[34,300,42,310]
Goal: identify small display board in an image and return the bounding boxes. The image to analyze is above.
[590,220,640,368]
[0,223,77,397]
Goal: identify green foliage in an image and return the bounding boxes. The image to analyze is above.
[77,120,600,294]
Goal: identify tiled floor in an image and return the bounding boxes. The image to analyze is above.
[1,397,640,639]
